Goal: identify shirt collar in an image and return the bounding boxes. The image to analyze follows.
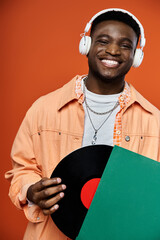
[75,75,132,109]
[118,82,131,109]
[58,75,131,110]
[57,75,81,111]
[58,75,154,114]
[129,84,154,114]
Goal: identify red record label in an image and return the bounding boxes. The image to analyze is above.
[80,178,101,209]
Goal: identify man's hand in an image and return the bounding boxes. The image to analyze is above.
[27,177,66,215]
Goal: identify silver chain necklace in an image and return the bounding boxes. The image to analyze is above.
[83,77,119,145]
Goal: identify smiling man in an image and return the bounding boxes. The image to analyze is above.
[5,8,160,240]
[87,21,137,92]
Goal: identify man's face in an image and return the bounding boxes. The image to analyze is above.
[88,20,138,82]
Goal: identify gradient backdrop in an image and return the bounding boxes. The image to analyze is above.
[1,0,160,239]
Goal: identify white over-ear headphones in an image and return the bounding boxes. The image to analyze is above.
[79,8,146,68]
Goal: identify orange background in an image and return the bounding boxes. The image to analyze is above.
[1,0,160,239]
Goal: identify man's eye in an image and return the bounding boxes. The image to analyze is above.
[97,40,109,45]
[121,44,132,49]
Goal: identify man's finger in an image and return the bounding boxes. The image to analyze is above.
[43,204,59,215]
[39,191,65,209]
[37,183,66,200]
[32,177,62,192]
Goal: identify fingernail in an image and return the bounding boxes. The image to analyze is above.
[62,184,66,190]
[60,192,64,198]
[57,178,61,183]
[53,204,59,210]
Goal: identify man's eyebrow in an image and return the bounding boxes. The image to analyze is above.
[95,34,110,39]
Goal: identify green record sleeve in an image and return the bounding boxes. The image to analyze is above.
[76,146,160,240]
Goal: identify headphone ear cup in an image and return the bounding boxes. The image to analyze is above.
[79,36,91,55]
[132,48,144,68]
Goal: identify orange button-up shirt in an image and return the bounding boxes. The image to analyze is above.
[5,75,160,240]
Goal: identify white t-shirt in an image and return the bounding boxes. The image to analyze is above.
[82,80,121,147]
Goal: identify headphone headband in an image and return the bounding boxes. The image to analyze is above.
[83,8,146,48]
[79,8,146,67]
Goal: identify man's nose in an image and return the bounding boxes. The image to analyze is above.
[105,43,121,55]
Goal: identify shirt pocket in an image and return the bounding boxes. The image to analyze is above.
[121,133,159,161]
[32,129,82,177]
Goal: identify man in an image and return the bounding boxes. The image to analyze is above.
[5,8,160,240]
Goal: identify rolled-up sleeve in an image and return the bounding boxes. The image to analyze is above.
[5,107,45,223]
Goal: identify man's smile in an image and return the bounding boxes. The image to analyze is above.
[100,59,120,68]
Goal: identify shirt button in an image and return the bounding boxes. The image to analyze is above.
[120,96,124,101]
[125,136,130,142]
[116,130,121,135]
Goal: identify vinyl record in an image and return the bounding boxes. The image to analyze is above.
[50,145,113,239]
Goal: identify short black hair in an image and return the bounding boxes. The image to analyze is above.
[90,11,140,41]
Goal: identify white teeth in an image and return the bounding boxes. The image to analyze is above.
[101,59,119,67]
